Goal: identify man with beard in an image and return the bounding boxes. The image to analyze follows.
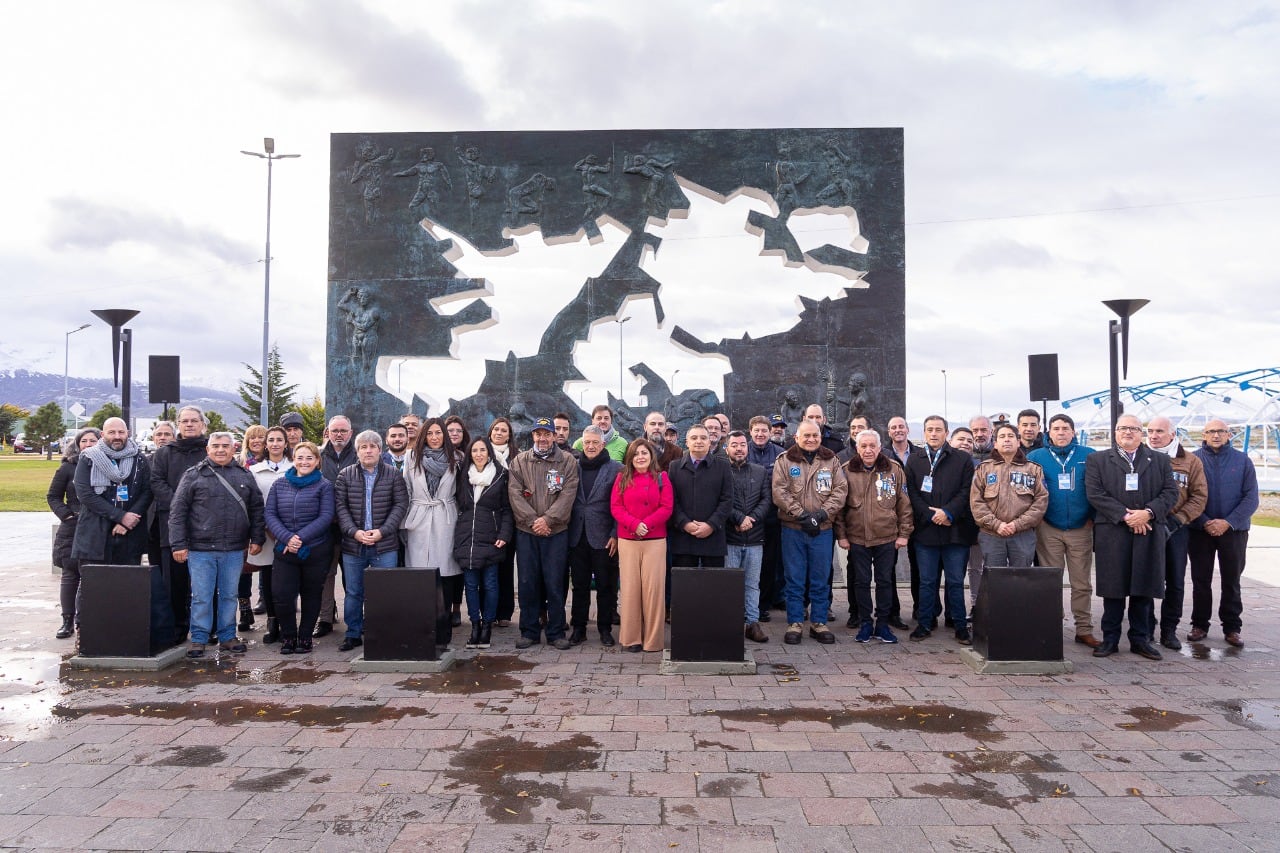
[644,411,682,471]
[725,431,772,643]
[573,405,628,461]
[73,417,169,648]
[1188,418,1259,648]
[748,416,785,619]
[315,415,356,638]
[1085,414,1179,660]
[969,415,994,462]
[151,405,210,641]
[382,423,410,471]
[554,412,573,451]
[701,415,725,456]
[1145,416,1207,651]
[281,411,306,450]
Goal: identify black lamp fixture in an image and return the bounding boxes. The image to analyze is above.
[1102,299,1149,436]
[91,309,140,426]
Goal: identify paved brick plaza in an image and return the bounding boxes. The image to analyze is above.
[1,514,1278,851]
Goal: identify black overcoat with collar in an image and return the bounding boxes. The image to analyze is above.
[1085,443,1180,598]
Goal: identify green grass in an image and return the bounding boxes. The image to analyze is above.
[0,457,61,511]
[1253,515,1280,529]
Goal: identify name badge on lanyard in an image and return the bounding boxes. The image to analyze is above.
[1125,473,1139,492]
[921,475,934,494]
[116,484,130,502]
[1058,471,1073,490]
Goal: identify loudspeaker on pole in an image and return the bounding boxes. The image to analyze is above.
[1027,354,1059,402]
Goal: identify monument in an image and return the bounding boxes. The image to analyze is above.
[327,129,905,438]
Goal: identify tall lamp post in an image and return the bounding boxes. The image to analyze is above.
[979,373,994,415]
[1103,299,1149,436]
[616,316,632,403]
[90,309,140,427]
[669,368,680,394]
[241,138,300,426]
[941,369,948,421]
[64,323,90,426]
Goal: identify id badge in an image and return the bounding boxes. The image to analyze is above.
[1058,471,1073,491]
[1125,473,1139,491]
[815,469,832,494]
[546,469,563,493]
[921,475,933,494]
[116,484,129,502]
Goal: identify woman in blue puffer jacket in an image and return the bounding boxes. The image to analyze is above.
[265,441,335,655]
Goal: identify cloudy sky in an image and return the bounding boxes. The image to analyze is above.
[5,1,1277,429]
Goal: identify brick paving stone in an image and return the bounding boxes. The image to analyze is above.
[588,794,662,824]
[604,749,666,772]
[1147,794,1247,824]
[165,766,249,791]
[759,770,832,798]
[1221,820,1280,852]
[1011,796,1099,825]
[1081,771,1172,797]
[927,825,1017,852]
[800,795,879,826]
[696,772,763,798]
[85,816,182,850]
[230,791,321,821]
[9,814,113,848]
[461,823,550,852]
[1146,823,1255,852]
[630,771,696,798]
[870,796,954,825]
[93,788,187,818]
[660,795,734,825]
[666,749,730,773]
[0,813,42,844]
[1069,795,1169,824]
[161,790,254,819]
[1070,823,1173,852]
[617,824,697,850]
[157,816,256,852]
[729,795,806,825]
[21,784,118,816]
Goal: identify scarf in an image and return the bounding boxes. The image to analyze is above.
[532,445,556,461]
[285,467,323,488]
[493,443,510,466]
[419,446,450,497]
[579,449,611,471]
[469,460,497,501]
[82,439,140,493]
[599,425,617,445]
[1153,439,1180,458]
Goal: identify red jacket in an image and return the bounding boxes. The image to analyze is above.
[610,471,673,540]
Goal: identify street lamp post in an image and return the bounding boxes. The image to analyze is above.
[941,369,948,422]
[979,373,994,415]
[1103,299,1149,435]
[616,316,632,403]
[670,368,680,394]
[64,324,90,426]
[241,138,300,427]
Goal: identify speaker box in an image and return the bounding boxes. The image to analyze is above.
[1027,353,1059,402]
[148,355,180,404]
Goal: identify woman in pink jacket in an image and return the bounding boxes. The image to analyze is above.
[611,439,674,653]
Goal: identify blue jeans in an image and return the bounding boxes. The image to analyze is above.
[465,564,500,624]
[516,530,569,641]
[725,544,763,623]
[187,550,246,644]
[913,542,969,631]
[781,527,833,625]
[342,546,398,639]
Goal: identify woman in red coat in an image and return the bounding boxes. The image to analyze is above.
[610,439,674,653]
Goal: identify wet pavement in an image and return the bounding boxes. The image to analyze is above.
[1,512,1279,851]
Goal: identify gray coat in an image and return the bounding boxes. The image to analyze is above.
[71,453,152,564]
[568,457,622,550]
[1085,445,1180,599]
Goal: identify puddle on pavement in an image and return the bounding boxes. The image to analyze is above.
[50,699,432,727]
[1180,643,1243,662]
[58,659,332,690]
[1218,699,1280,731]
[913,777,1014,810]
[921,752,1073,808]
[442,733,603,822]
[1232,773,1279,798]
[397,654,536,695]
[1116,706,1201,731]
[155,745,229,767]
[710,703,1006,741]
[700,777,749,797]
[694,738,742,751]
[861,693,893,704]
[230,767,310,792]
[947,750,1064,774]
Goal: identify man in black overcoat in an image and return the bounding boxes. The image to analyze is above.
[1084,414,1180,660]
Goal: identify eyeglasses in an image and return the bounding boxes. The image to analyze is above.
[1204,429,1229,435]
[1115,426,1143,433]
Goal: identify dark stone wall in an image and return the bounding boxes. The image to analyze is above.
[327,128,904,440]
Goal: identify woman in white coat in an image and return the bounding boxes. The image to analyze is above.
[402,417,464,647]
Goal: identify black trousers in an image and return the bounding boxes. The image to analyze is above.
[272,544,332,640]
[670,554,725,568]
[496,543,516,621]
[163,546,191,635]
[849,541,897,625]
[1188,528,1248,634]
[569,540,618,630]
[438,574,461,645]
[758,521,783,609]
[1102,595,1154,646]
[1158,525,1190,634]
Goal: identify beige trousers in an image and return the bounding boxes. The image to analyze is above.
[617,538,667,652]
[1035,523,1095,634]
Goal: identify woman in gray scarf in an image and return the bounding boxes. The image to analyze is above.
[402,418,463,646]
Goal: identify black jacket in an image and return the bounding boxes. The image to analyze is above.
[568,455,622,550]
[334,462,410,556]
[1086,445,1179,599]
[168,459,266,553]
[48,457,81,569]
[453,468,515,571]
[725,459,771,547]
[904,443,977,547]
[71,453,152,564]
[321,441,357,484]
[149,434,209,545]
[666,453,734,557]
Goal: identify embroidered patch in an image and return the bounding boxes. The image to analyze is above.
[986,473,997,485]
[789,466,801,478]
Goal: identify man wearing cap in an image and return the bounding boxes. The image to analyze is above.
[768,414,787,446]
[280,411,306,450]
[508,416,580,650]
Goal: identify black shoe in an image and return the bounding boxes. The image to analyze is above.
[1160,633,1182,651]
[1092,640,1119,657]
[599,630,615,647]
[296,638,313,654]
[569,626,587,645]
[846,614,859,629]
[466,623,482,649]
[55,616,74,640]
[909,626,931,641]
[238,598,254,631]
[262,617,280,644]
[1131,641,1163,661]
[944,617,955,628]
[313,621,333,638]
[280,637,297,655]
[758,611,771,623]
[955,627,972,646]
[451,609,462,628]
[625,644,643,653]
[889,617,909,631]
[252,601,267,615]
[477,622,492,649]
[338,637,363,652]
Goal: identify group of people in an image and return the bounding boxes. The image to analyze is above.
[47,399,1257,663]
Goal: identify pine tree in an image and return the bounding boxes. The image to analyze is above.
[87,402,122,429]
[234,344,299,428]
[206,410,231,433]
[295,395,327,444]
[25,401,66,460]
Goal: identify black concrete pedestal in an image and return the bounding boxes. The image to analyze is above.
[669,567,745,663]
[972,566,1065,662]
[79,563,153,658]
[364,567,440,661]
